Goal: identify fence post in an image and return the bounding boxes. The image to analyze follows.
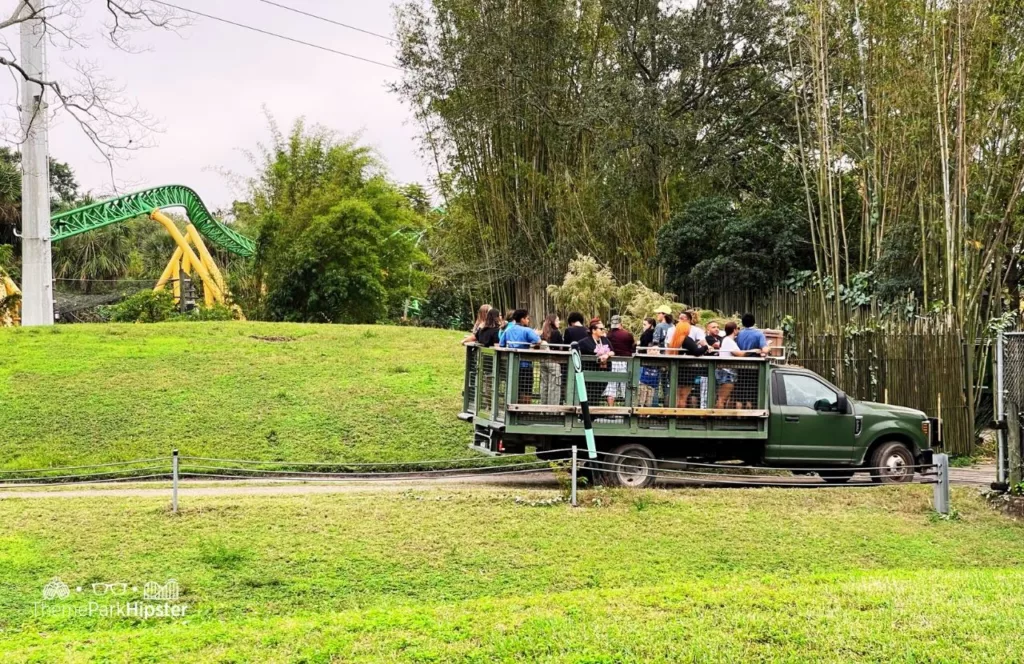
[997,332,1007,484]
[172,449,179,514]
[933,453,949,516]
[1009,405,1022,487]
[570,445,578,507]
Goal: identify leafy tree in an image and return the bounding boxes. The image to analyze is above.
[546,254,618,320]
[657,197,810,298]
[236,119,430,323]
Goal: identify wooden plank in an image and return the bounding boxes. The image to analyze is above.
[634,408,769,418]
[585,406,632,416]
[506,404,574,414]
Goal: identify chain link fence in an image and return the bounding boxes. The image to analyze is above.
[997,333,1024,485]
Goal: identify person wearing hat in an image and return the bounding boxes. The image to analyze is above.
[652,305,674,349]
[603,315,635,406]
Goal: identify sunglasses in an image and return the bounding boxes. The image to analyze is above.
[595,326,605,331]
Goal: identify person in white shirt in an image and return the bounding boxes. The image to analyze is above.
[715,321,742,408]
[687,309,705,343]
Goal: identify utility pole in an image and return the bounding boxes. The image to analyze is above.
[19,3,53,326]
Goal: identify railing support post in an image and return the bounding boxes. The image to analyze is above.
[570,445,578,507]
[172,449,179,514]
[933,453,949,516]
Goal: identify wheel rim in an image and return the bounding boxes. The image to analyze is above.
[883,452,909,479]
[616,457,652,486]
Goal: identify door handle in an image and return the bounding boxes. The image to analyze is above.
[784,415,800,423]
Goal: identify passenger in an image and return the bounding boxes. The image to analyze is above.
[497,309,516,345]
[474,308,502,348]
[539,314,563,405]
[602,315,634,406]
[686,309,706,344]
[577,320,613,411]
[578,319,613,363]
[637,346,660,407]
[564,311,589,345]
[462,304,493,345]
[714,321,741,408]
[667,313,708,408]
[501,309,542,404]
[704,320,722,351]
[734,313,769,410]
[736,312,770,357]
[639,317,656,349]
[652,306,674,348]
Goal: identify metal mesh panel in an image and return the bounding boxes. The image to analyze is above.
[496,358,508,422]
[713,361,759,409]
[675,360,710,408]
[636,355,671,407]
[465,347,478,414]
[479,354,494,415]
[514,354,568,405]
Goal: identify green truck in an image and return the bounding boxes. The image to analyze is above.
[458,346,939,487]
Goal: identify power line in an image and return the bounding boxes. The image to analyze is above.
[256,0,396,43]
[150,1,403,71]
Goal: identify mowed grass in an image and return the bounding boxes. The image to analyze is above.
[0,323,469,469]
[1,486,1023,662]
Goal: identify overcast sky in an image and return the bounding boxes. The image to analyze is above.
[0,0,429,210]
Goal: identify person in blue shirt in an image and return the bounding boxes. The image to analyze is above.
[500,309,542,403]
[500,309,541,349]
[736,313,770,356]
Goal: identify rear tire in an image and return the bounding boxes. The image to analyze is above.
[600,443,657,488]
[818,469,855,484]
[869,441,915,484]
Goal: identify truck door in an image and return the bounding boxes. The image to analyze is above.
[767,372,856,463]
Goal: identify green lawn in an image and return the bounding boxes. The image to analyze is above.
[0,323,468,469]
[1,486,1023,662]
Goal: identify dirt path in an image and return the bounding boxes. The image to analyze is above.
[0,464,995,500]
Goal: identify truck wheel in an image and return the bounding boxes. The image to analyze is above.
[818,469,855,484]
[601,444,657,489]
[869,441,915,484]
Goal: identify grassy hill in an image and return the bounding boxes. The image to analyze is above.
[0,323,469,469]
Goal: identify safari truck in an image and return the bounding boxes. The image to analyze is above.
[458,346,940,487]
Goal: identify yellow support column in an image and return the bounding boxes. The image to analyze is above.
[155,247,184,290]
[150,209,224,304]
[184,224,229,296]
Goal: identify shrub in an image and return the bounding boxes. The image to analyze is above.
[106,290,177,323]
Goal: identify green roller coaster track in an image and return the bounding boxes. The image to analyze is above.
[50,185,256,257]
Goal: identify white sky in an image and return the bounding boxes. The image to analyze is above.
[0,0,429,210]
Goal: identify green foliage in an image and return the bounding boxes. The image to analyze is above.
[104,289,178,323]
[546,254,618,319]
[236,119,429,323]
[417,282,473,329]
[186,303,235,322]
[657,197,809,299]
[616,281,684,335]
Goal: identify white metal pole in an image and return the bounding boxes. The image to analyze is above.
[933,453,949,516]
[172,449,179,513]
[996,333,1006,483]
[19,4,53,326]
[570,446,577,507]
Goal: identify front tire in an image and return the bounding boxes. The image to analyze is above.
[869,441,915,484]
[600,443,657,488]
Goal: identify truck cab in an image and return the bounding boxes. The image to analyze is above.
[459,346,939,486]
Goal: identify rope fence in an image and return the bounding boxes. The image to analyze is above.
[0,448,951,515]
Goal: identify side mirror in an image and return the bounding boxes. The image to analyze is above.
[813,398,833,412]
[836,392,848,414]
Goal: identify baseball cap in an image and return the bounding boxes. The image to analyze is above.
[609,315,622,327]
[654,305,672,314]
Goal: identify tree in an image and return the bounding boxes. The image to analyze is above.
[0,1,187,173]
[546,254,618,321]
[657,197,810,298]
[235,118,430,323]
